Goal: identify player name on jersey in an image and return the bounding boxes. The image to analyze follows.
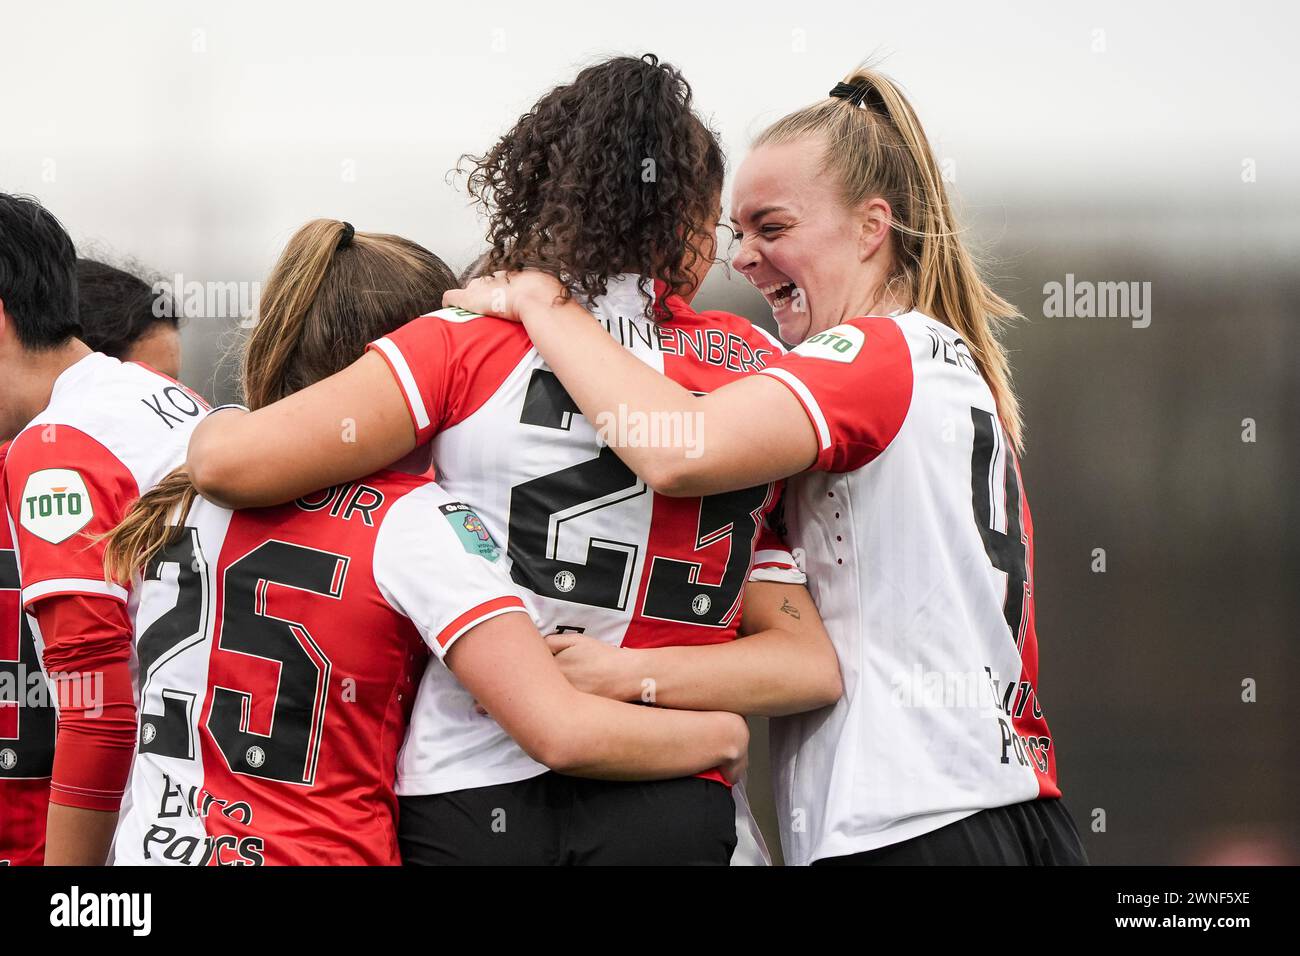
[595,312,774,373]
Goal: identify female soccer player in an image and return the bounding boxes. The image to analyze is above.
[185,55,841,865]
[0,255,179,866]
[99,219,750,865]
[444,67,1089,866]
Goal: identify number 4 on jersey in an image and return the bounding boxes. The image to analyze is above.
[970,407,1030,651]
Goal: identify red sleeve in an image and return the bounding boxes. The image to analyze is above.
[4,427,137,607]
[760,316,914,473]
[33,595,137,812]
[365,309,534,444]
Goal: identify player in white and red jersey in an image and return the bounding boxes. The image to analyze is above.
[1,246,189,866]
[0,192,210,865]
[109,466,746,865]
[440,67,1088,866]
[0,441,56,866]
[103,219,747,865]
[371,287,827,864]
[186,57,840,865]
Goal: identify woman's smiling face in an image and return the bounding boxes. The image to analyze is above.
[728,138,863,344]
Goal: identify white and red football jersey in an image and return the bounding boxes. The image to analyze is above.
[0,442,55,866]
[112,472,532,865]
[3,352,208,814]
[369,275,799,796]
[760,311,1059,865]
[4,353,208,613]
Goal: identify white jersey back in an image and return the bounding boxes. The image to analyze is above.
[760,311,1059,865]
[368,276,797,796]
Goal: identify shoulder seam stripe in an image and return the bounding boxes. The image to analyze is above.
[371,338,431,431]
[21,577,129,605]
[760,367,832,451]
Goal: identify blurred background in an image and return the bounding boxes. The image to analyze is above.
[3,0,1295,864]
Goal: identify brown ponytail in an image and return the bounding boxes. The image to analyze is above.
[101,219,457,583]
[242,220,454,408]
[101,467,197,584]
[757,67,1024,451]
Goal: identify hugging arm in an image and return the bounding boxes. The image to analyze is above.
[447,612,748,782]
[444,274,819,497]
[545,581,842,717]
[186,351,417,508]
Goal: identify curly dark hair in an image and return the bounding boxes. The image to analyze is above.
[462,54,724,316]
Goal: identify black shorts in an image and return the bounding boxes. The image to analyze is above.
[398,772,737,866]
[812,798,1089,866]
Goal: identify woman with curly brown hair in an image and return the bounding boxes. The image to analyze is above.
[184,54,841,865]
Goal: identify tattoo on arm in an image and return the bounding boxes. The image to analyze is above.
[779,598,801,620]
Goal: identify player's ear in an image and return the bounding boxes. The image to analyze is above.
[857,197,893,263]
[0,296,22,359]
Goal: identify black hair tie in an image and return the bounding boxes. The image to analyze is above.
[829,81,877,110]
[337,221,355,249]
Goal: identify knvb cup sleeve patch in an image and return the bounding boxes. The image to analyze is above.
[439,502,501,561]
[18,468,94,544]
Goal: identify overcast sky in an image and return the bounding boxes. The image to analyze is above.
[2,0,1295,284]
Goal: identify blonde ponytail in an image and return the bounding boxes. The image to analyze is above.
[757,67,1024,451]
[101,468,198,584]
